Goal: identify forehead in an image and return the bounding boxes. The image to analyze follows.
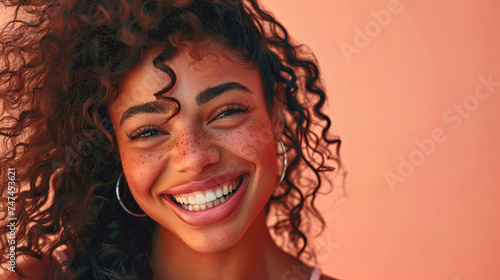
[109,40,259,113]
[128,39,249,85]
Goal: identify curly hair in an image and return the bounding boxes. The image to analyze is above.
[0,0,341,278]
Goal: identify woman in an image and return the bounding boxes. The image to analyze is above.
[0,0,341,279]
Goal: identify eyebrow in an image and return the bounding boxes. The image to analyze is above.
[119,101,169,126]
[119,82,251,126]
[196,82,251,106]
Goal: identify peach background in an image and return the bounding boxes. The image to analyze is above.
[2,1,499,279]
[262,0,500,279]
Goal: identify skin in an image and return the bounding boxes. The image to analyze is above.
[107,41,316,279]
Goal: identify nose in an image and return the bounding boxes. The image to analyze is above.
[170,125,220,173]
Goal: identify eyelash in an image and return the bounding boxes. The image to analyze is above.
[127,104,249,141]
[126,125,163,141]
[210,104,249,122]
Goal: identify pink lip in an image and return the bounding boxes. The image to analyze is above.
[162,171,245,195]
[161,173,249,226]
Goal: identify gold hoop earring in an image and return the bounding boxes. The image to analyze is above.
[115,173,147,217]
[279,140,287,183]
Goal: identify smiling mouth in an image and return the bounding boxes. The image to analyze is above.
[168,175,244,212]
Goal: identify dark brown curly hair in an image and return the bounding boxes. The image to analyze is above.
[0,0,341,278]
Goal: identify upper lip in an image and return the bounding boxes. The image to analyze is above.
[160,171,246,195]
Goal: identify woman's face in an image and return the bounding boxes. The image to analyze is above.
[108,42,283,253]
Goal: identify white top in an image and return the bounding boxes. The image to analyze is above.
[309,267,322,280]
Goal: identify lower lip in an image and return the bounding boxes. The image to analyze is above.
[161,174,249,227]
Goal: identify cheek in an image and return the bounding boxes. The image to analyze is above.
[247,123,276,159]
[215,117,277,170]
[120,148,165,197]
[243,118,276,160]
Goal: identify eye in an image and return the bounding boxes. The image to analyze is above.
[210,104,249,123]
[126,125,166,141]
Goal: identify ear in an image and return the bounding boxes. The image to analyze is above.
[271,101,285,142]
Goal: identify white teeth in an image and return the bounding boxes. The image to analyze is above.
[188,196,196,205]
[215,188,223,198]
[196,193,206,204]
[172,175,244,211]
[206,191,217,202]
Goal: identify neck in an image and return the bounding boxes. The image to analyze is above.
[149,209,305,280]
